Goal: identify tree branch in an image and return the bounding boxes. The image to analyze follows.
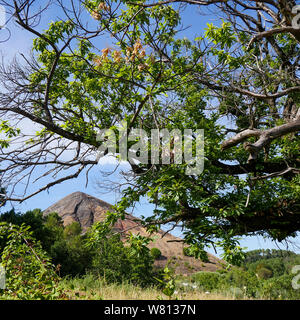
[248,26,300,49]
[222,117,300,162]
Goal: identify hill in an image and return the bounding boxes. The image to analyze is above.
[44,191,223,275]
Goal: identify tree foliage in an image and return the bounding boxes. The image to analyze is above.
[0,209,159,286]
[191,249,300,299]
[0,222,62,299]
[0,0,299,261]
[243,248,297,264]
[85,222,159,286]
[243,249,300,277]
[0,210,93,277]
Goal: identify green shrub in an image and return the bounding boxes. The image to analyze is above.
[243,249,299,279]
[260,274,300,300]
[219,267,261,298]
[48,221,93,277]
[191,272,222,291]
[86,225,157,287]
[192,266,300,300]
[0,222,62,300]
[256,266,273,280]
[0,210,93,278]
[150,247,162,260]
[183,247,192,257]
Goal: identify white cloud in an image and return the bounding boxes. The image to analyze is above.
[97,154,130,168]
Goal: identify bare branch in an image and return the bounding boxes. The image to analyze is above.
[251,166,300,181]
[222,116,300,162]
[221,129,261,150]
[248,26,300,49]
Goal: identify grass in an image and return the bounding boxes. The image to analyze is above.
[59,274,250,300]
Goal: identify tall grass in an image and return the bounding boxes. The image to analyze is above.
[59,274,246,300]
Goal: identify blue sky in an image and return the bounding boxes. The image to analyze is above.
[0,2,299,257]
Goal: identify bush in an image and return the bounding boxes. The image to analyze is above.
[150,247,162,260]
[256,266,273,280]
[191,272,222,292]
[183,247,192,257]
[243,249,299,279]
[192,266,300,300]
[0,222,63,299]
[86,225,157,287]
[260,274,300,300]
[48,221,93,277]
[0,210,94,278]
[221,267,261,298]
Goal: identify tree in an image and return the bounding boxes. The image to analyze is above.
[0,210,93,277]
[86,224,157,286]
[47,231,93,277]
[0,0,299,261]
[244,249,296,264]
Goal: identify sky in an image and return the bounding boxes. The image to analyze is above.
[0,1,299,258]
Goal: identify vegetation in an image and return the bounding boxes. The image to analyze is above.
[59,274,237,300]
[0,0,299,263]
[0,0,299,300]
[0,221,63,299]
[0,209,162,298]
[0,210,93,277]
[150,247,162,260]
[190,249,300,300]
[86,230,158,286]
[0,207,299,300]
